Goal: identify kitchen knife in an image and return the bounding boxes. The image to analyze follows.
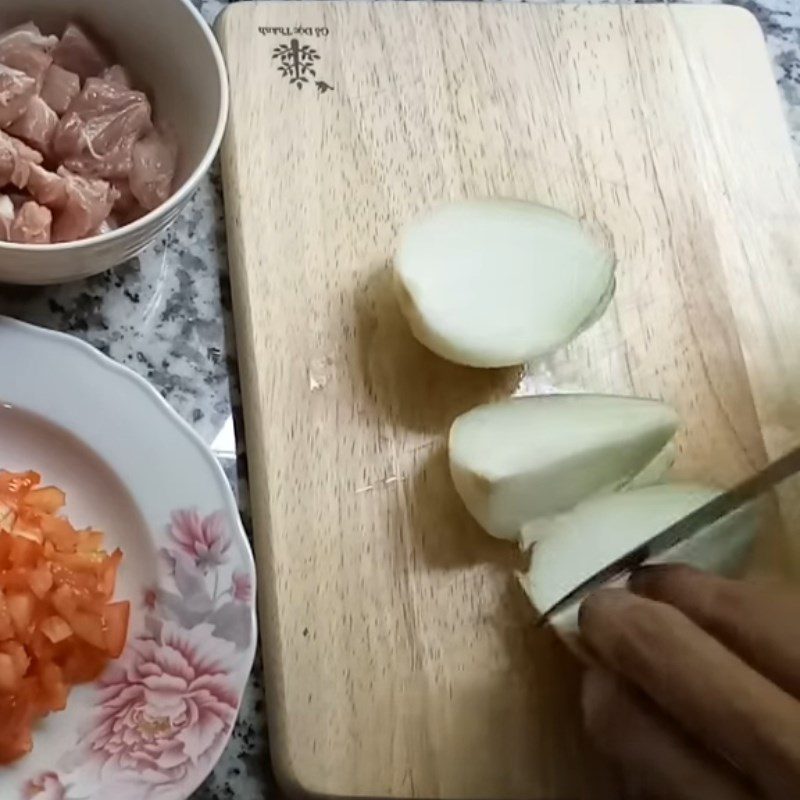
[537,445,800,625]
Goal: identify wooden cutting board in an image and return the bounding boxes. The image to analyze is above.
[218,3,800,798]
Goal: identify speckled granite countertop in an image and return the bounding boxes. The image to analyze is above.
[0,0,796,797]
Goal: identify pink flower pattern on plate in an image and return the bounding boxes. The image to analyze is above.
[231,571,253,604]
[18,508,255,800]
[24,773,66,800]
[66,622,239,797]
[169,509,231,570]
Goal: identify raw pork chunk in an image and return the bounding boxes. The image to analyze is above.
[40,64,80,115]
[10,199,52,243]
[53,78,152,179]
[52,23,108,80]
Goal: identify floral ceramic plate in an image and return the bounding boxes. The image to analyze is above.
[0,317,256,800]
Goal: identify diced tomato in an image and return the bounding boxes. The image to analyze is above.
[0,641,30,678]
[6,593,35,640]
[52,587,103,623]
[37,663,68,714]
[66,609,106,651]
[11,513,44,544]
[50,585,78,618]
[0,593,13,642]
[76,529,104,553]
[27,564,53,599]
[0,569,30,592]
[40,516,78,553]
[0,471,40,498]
[50,562,96,593]
[99,549,123,599]
[0,506,16,535]
[23,487,66,514]
[0,471,128,764]
[0,692,34,765]
[40,616,72,645]
[0,534,12,566]
[9,537,40,569]
[60,642,107,684]
[0,653,20,692]
[11,525,43,545]
[29,630,56,663]
[50,550,106,575]
[103,602,130,658]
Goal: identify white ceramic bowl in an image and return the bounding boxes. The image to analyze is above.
[0,0,228,285]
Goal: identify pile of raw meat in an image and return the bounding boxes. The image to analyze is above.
[0,21,178,244]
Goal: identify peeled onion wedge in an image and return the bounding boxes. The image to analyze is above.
[625,441,677,490]
[449,394,678,540]
[394,200,615,367]
[519,484,757,644]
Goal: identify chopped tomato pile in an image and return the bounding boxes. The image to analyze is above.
[0,470,129,764]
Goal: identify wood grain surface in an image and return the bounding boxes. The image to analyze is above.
[218,3,800,798]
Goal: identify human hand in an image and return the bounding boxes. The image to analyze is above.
[578,564,800,799]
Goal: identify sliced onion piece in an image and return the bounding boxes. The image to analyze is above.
[625,441,677,491]
[394,199,615,367]
[449,394,679,541]
[519,484,757,646]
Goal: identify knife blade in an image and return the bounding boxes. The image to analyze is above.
[537,445,800,625]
